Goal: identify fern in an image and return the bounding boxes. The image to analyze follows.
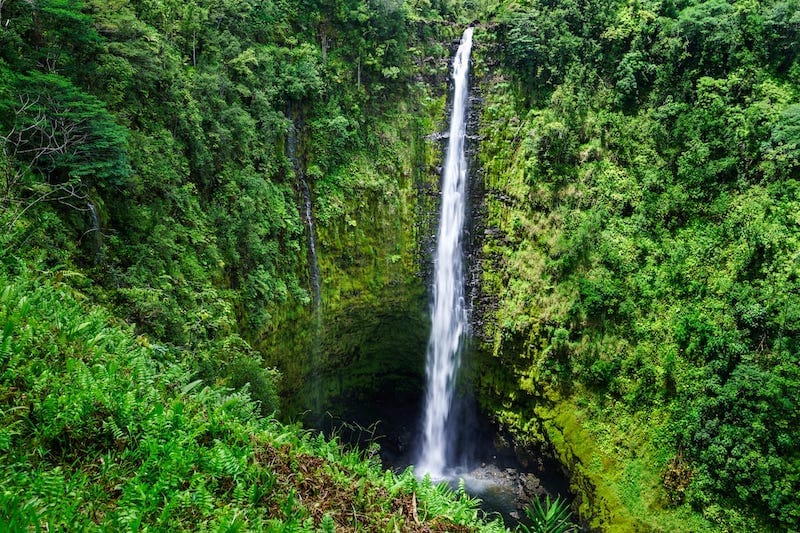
[319,513,336,533]
[209,441,244,477]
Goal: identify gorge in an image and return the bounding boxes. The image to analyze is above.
[0,0,798,531]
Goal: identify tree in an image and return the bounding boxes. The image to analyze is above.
[1,71,129,188]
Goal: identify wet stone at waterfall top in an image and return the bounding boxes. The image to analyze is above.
[417,27,473,479]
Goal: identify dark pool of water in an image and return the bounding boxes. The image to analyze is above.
[298,375,576,529]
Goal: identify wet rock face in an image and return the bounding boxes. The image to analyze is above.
[458,463,549,524]
[464,65,486,335]
[522,469,548,501]
[472,463,547,499]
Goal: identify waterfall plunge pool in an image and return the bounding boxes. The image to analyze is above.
[309,388,573,527]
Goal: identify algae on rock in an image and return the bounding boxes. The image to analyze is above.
[260,93,448,426]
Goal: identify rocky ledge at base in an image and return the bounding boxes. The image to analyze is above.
[458,463,549,522]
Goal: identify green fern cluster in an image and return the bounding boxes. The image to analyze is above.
[0,268,507,532]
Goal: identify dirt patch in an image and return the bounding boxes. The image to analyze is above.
[252,437,474,531]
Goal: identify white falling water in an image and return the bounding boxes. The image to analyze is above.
[300,177,322,310]
[287,121,323,416]
[287,123,321,310]
[87,202,103,262]
[418,27,474,479]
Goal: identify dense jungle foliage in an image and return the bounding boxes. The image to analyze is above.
[0,0,495,529]
[1,0,798,530]
[0,268,506,530]
[472,0,799,530]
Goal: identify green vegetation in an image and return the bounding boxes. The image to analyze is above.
[0,267,507,530]
[520,495,577,533]
[2,0,798,530]
[472,0,799,530]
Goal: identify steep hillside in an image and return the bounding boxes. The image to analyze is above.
[471,1,799,530]
[0,267,507,530]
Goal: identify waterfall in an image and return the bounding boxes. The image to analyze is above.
[87,202,102,262]
[300,177,322,309]
[417,27,474,479]
[287,119,324,419]
[288,122,322,310]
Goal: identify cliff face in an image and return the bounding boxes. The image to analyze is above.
[260,102,441,422]
[465,5,800,530]
[258,33,460,428]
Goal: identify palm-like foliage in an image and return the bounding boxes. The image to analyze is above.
[519,495,577,533]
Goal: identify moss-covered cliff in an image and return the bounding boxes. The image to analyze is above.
[468,3,799,529]
[258,37,461,422]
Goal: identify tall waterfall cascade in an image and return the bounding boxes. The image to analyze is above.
[417,27,474,479]
[87,202,103,262]
[287,120,324,420]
